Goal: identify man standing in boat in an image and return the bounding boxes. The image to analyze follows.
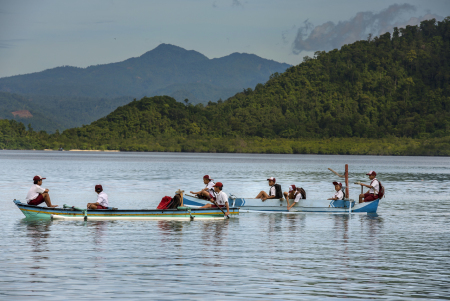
[359,171,379,203]
[26,175,58,207]
[87,185,109,209]
[199,182,230,217]
[190,175,216,201]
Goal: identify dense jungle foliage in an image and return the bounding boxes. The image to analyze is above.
[1,18,449,156]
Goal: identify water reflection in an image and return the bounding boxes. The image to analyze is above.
[22,219,52,262]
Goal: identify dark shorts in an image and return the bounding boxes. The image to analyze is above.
[363,193,378,202]
[28,194,44,206]
[209,193,216,201]
[96,205,108,209]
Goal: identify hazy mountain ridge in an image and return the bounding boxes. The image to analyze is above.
[0,44,291,103]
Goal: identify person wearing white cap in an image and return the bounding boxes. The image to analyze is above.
[283,184,297,201]
[328,182,344,201]
[25,175,58,207]
[359,171,380,203]
[255,177,282,201]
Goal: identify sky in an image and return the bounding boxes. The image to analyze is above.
[0,0,449,78]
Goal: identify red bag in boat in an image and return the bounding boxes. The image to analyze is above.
[157,196,173,209]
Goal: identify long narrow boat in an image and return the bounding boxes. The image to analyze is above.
[13,200,239,220]
[183,195,379,213]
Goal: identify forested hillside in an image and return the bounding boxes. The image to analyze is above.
[2,18,449,156]
[0,44,291,104]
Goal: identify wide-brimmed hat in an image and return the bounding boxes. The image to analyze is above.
[33,175,46,181]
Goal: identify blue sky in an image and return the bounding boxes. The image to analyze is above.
[0,0,449,78]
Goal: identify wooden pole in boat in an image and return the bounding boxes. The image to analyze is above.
[345,164,349,198]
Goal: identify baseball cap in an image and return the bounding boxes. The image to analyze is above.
[366,171,377,176]
[289,185,296,192]
[203,175,212,180]
[95,184,103,191]
[33,175,46,181]
[213,182,223,188]
[267,177,276,182]
[333,181,342,186]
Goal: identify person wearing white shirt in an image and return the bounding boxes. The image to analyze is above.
[255,177,278,201]
[359,171,380,203]
[199,182,230,217]
[87,185,109,209]
[287,185,304,210]
[26,175,58,207]
[328,181,344,201]
[190,175,216,200]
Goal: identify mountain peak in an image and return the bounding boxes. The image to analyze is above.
[139,44,208,63]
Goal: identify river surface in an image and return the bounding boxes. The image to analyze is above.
[0,150,449,300]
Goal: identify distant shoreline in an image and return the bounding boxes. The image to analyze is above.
[43,149,120,152]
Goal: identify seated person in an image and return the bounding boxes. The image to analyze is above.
[199,182,230,217]
[287,186,303,210]
[359,171,379,203]
[168,189,184,209]
[328,181,344,201]
[26,175,58,207]
[283,184,297,201]
[190,175,216,200]
[255,177,279,201]
[87,185,109,209]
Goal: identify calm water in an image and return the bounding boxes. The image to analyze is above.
[0,150,449,300]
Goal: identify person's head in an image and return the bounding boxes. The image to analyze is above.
[203,175,212,184]
[33,175,46,185]
[333,181,342,192]
[366,171,377,180]
[289,185,296,194]
[213,182,223,192]
[267,177,276,186]
[95,184,103,194]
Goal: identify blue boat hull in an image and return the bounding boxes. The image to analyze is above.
[183,195,379,213]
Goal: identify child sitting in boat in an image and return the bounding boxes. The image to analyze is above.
[190,175,216,200]
[286,185,304,210]
[255,177,282,201]
[199,182,229,217]
[87,185,109,209]
[358,171,380,203]
[328,182,344,201]
[26,175,58,207]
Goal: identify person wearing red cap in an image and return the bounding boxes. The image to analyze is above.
[87,185,109,209]
[359,171,380,203]
[26,175,58,207]
[328,182,344,201]
[190,175,216,201]
[255,177,281,201]
[286,185,304,210]
[283,184,297,202]
[199,182,230,216]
